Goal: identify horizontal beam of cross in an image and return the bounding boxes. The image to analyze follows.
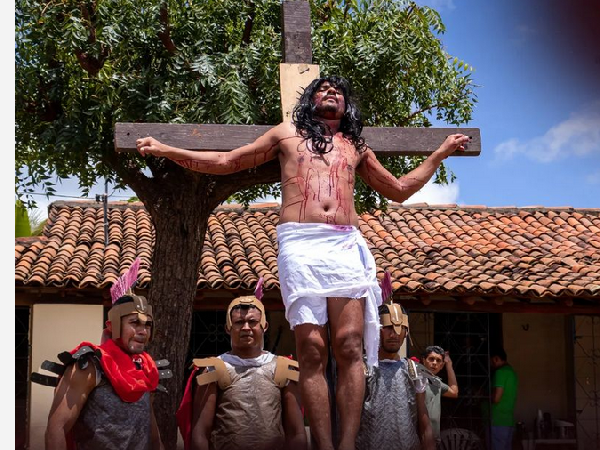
[114,123,481,156]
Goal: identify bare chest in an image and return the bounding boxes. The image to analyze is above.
[279,135,361,180]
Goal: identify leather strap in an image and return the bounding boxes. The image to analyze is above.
[30,372,59,387]
[41,360,65,376]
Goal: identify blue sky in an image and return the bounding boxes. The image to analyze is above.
[20,0,600,215]
[411,0,600,208]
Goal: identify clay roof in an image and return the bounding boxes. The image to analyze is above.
[15,201,600,303]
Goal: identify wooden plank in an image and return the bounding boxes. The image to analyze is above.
[361,127,481,156]
[115,123,481,156]
[279,63,320,122]
[115,123,272,152]
[281,0,313,63]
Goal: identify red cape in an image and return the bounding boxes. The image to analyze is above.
[176,367,199,450]
[70,339,159,403]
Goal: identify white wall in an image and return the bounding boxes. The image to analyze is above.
[29,304,103,450]
[502,313,569,432]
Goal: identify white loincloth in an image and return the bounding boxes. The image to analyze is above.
[276,222,382,367]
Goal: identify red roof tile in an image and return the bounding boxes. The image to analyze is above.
[14,201,600,302]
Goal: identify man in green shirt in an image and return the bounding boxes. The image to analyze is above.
[490,347,519,450]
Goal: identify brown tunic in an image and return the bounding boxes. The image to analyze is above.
[210,358,285,450]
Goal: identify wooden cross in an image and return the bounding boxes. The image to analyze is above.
[115,0,480,157]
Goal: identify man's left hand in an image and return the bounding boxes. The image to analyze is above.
[437,134,471,158]
[444,351,453,368]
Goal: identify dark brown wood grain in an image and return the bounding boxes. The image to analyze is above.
[281,0,313,63]
[115,122,481,156]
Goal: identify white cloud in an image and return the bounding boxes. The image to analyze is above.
[29,176,135,219]
[493,102,600,163]
[511,23,537,46]
[402,180,459,205]
[587,170,600,185]
[252,194,281,204]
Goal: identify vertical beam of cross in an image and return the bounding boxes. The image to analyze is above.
[279,0,320,122]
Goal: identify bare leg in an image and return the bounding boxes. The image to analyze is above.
[327,297,365,450]
[294,323,334,450]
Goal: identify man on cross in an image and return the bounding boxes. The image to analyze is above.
[137,75,469,450]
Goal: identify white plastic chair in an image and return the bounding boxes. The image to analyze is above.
[439,428,484,450]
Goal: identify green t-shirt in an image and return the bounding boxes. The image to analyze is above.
[492,364,518,426]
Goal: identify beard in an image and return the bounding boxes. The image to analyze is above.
[120,337,147,354]
[314,101,343,119]
[381,343,401,354]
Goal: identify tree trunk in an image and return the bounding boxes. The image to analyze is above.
[131,162,280,449]
[140,181,221,449]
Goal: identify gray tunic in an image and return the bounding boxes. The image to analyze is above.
[424,377,449,440]
[356,359,421,450]
[211,358,285,450]
[72,370,152,450]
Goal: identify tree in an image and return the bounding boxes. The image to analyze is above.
[16,0,476,447]
[15,200,31,237]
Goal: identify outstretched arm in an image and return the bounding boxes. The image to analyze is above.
[442,352,459,398]
[45,363,96,450]
[282,382,308,450]
[356,134,470,203]
[136,122,290,175]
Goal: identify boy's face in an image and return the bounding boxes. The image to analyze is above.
[423,352,444,375]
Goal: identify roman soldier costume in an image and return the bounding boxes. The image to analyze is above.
[32,258,171,450]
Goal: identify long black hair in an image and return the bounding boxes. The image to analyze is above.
[292,75,366,154]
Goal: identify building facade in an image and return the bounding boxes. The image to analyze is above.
[15,201,600,449]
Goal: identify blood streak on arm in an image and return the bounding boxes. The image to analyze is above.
[172,137,285,175]
[175,159,220,171]
[360,151,426,197]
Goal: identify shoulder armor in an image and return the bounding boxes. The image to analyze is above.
[31,346,99,387]
[155,384,168,394]
[191,357,232,389]
[30,370,60,387]
[406,358,417,380]
[155,359,173,380]
[150,358,172,393]
[404,358,440,384]
[155,359,170,369]
[71,346,100,371]
[274,356,299,388]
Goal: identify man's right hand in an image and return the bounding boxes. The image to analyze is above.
[137,137,168,158]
